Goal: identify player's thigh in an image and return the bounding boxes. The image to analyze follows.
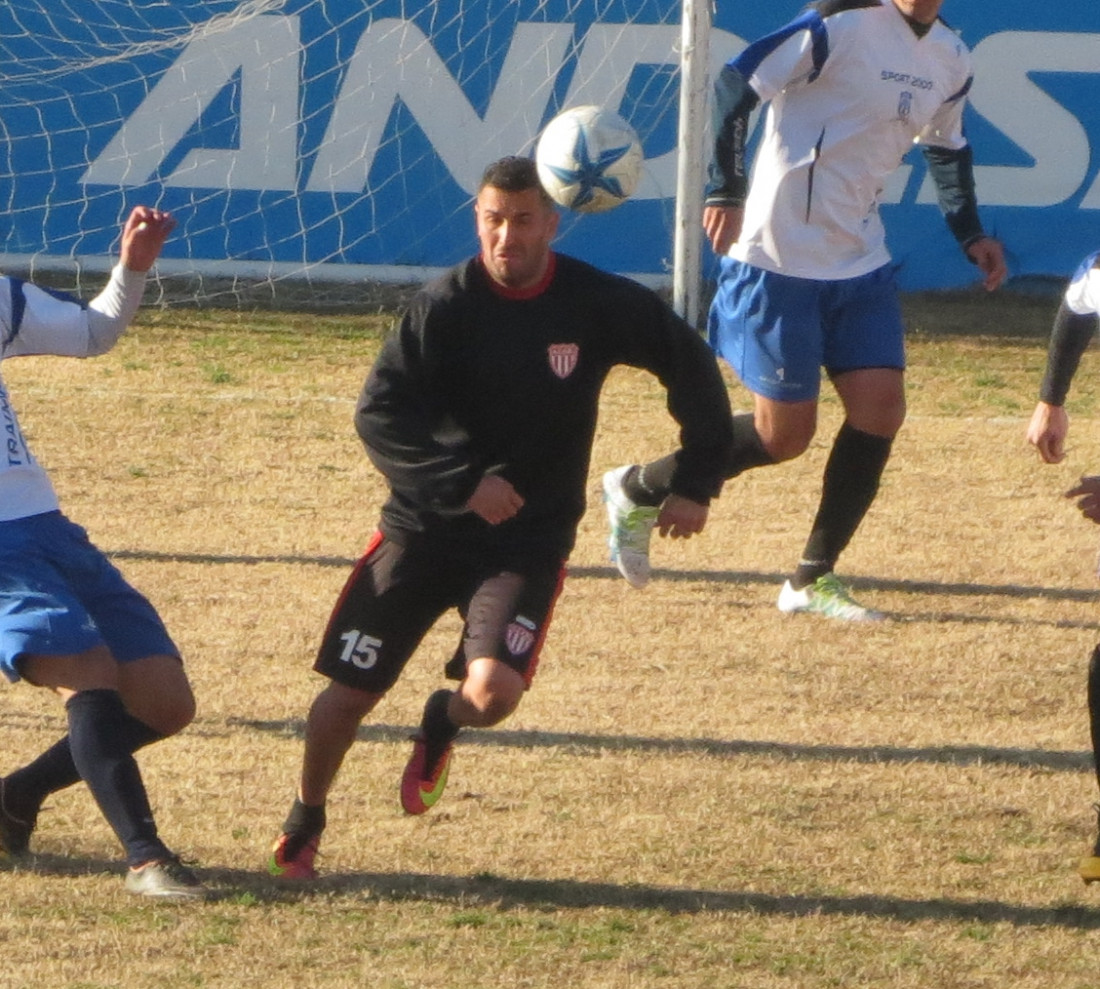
[831,366,906,437]
[707,259,826,403]
[822,264,906,378]
[752,392,818,461]
[313,535,454,693]
[18,646,120,698]
[116,654,195,736]
[452,564,566,690]
[0,515,114,685]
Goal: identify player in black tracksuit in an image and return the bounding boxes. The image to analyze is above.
[361,251,731,567]
[268,156,733,879]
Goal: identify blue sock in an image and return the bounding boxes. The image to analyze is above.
[6,718,162,823]
[66,689,171,867]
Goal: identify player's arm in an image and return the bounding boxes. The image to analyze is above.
[706,64,758,210]
[920,73,1006,292]
[921,143,1005,292]
[703,64,758,254]
[609,281,734,529]
[1,207,173,360]
[356,297,497,517]
[703,13,819,255]
[1027,301,1098,464]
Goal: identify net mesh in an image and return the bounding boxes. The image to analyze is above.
[0,0,686,308]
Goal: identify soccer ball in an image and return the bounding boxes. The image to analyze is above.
[535,105,643,214]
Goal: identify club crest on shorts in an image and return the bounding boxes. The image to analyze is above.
[505,615,537,656]
[548,343,579,379]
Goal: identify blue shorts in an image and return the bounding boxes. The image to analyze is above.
[0,511,179,682]
[707,259,906,402]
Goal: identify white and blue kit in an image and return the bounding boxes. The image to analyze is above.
[0,266,178,679]
[1064,252,1100,320]
[706,0,987,400]
[1037,252,1100,409]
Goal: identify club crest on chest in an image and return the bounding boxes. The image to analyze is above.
[548,343,579,379]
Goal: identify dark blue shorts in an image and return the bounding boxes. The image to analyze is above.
[314,533,566,694]
[707,259,906,402]
[0,511,179,682]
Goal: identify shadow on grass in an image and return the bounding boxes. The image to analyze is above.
[223,717,1094,773]
[15,849,1100,928]
[107,548,1100,616]
[194,863,1100,930]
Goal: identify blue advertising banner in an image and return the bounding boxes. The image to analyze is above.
[0,1,1095,292]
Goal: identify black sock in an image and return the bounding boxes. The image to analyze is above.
[421,689,460,772]
[622,414,775,507]
[621,458,675,507]
[4,737,80,826]
[793,422,892,589]
[281,798,326,857]
[624,411,778,510]
[1089,645,1100,805]
[5,718,162,826]
[66,689,170,867]
[724,413,776,478]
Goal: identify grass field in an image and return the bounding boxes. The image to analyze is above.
[4,288,1100,988]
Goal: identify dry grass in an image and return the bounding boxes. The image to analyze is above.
[3,290,1100,988]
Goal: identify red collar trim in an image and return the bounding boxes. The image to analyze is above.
[478,252,556,300]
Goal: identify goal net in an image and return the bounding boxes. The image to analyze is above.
[0,0,711,309]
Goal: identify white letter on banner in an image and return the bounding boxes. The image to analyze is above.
[917,31,1100,208]
[81,15,300,190]
[307,20,573,195]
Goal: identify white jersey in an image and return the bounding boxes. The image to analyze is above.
[0,264,147,521]
[1065,252,1100,317]
[732,0,973,281]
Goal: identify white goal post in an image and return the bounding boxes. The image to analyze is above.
[671,0,711,326]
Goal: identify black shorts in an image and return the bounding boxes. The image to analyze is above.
[313,532,566,694]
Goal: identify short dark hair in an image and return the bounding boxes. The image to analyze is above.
[479,156,554,207]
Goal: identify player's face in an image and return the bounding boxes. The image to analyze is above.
[475,185,560,290]
[891,0,944,23]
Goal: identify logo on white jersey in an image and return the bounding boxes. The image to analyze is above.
[548,343,579,379]
[896,91,913,124]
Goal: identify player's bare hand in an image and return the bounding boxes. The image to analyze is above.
[656,494,708,539]
[966,236,1007,293]
[1026,401,1069,464]
[1066,475,1100,524]
[703,205,744,256]
[467,475,524,525]
[121,207,176,273]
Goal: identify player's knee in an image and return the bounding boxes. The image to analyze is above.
[468,690,521,727]
[762,429,813,462]
[151,691,196,737]
[460,675,524,726]
[315,681,382,724]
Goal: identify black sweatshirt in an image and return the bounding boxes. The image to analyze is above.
[356,252,734,569]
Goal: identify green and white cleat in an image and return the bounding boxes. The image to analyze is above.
[602,466,659,589]
[777,573,885,622]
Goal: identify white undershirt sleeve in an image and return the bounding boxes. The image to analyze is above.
[85,263,148,355]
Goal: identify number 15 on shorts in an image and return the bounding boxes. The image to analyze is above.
[339,630,381,670]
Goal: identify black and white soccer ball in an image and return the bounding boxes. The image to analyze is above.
[535,105,643,214]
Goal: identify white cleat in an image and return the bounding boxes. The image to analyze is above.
[602,466,659,589]
[777,573,885,621]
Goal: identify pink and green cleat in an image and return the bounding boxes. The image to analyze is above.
[400,734,453,815]
[268,832,320,880]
